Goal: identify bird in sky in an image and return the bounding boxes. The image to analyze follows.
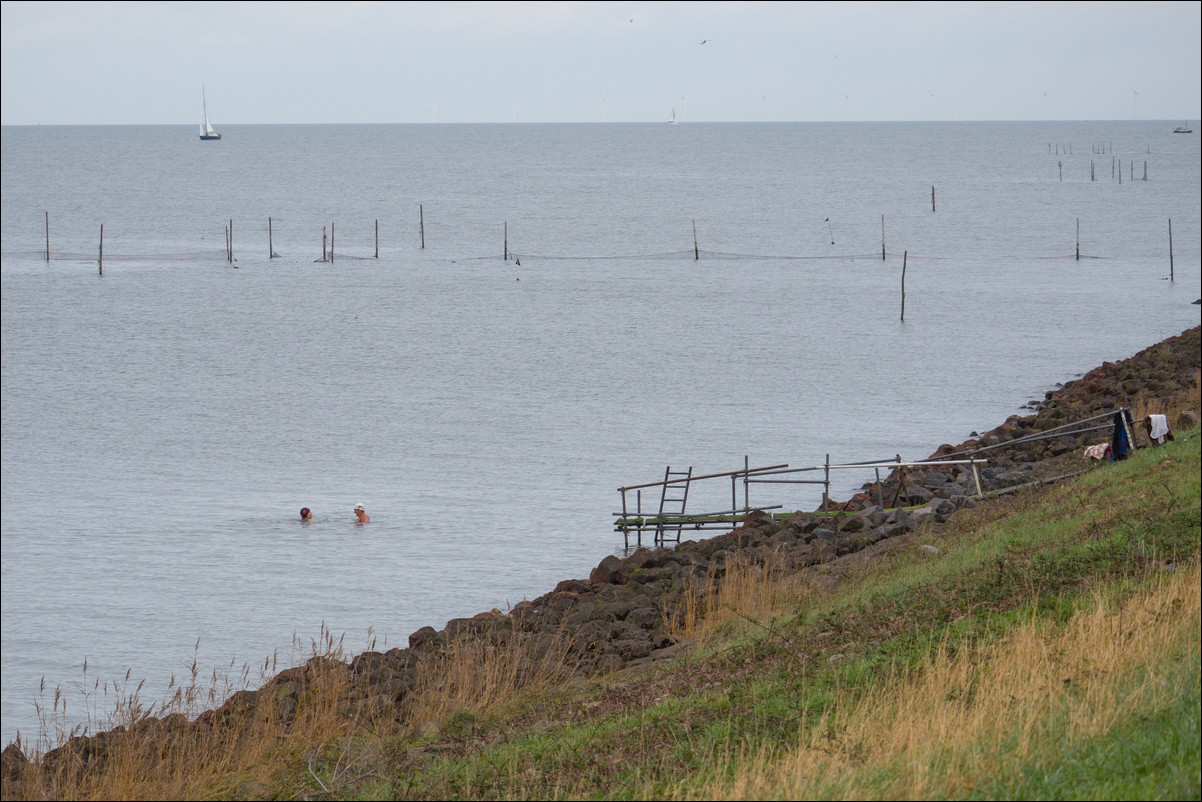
[700,39,708,44]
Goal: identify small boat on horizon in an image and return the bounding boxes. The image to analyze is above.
[1172,126,1192,133]
[667,108,679,126]
[200,85,221,141]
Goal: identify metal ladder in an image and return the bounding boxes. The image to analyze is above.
[655,465,692,546]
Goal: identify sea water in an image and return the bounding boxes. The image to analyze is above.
[2,120,1199,748]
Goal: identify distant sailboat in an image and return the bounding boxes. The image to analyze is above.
[199,86,221,141]
[667,108,679,126]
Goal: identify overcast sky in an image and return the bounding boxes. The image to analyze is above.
[2,1,1199,126]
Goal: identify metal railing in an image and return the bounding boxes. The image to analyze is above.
[614,409,1136,550]
[614,454,987,550]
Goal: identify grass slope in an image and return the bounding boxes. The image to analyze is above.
[320,432,1199,801]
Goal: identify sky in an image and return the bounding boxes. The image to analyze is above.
[1,1,1199,126]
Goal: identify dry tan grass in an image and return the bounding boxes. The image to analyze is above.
[3,619,584,800]
[688,553,1201,801]
[661,553,807,646]
[1131,367,1201,426]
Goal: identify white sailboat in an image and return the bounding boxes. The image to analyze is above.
[199,86,221,141]
[667,108,679,125]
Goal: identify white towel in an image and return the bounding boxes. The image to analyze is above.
[1083,443,1108,461]
[1149,414,1170,442]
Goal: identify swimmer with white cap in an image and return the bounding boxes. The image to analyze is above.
[353,503,370,523]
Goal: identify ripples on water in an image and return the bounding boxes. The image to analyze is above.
[2,121,1199,746]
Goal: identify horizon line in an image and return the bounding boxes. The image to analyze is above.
[2,118,1197,128]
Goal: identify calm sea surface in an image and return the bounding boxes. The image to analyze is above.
[2,121,1199,748]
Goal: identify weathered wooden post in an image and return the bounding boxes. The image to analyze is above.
[931,186,935,212]
[323,226,328,261]
[504,222,509,261]
[420,204,425,249]
[1169,219,1174,282]
[375,219,379,259]
[269,217,274,259]
[889,458,908,509]
[331,223,334,263]
[1076,219,1080,261]
[229,219,234,262]
[900,250,907,322]
[693,219,699,260]
[98,224,104,276]
[881,215,886,261]
[823,453,830,516]
[45,212,49,262]
[1058,160,1062,182]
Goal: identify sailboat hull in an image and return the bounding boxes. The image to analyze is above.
[199,133,222,140]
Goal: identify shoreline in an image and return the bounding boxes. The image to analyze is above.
[4,325,1199,765]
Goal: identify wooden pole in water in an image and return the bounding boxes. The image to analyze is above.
[323,226,327,261]
[693,219,699,260]
[1058,161,1062,182]
[375,219,379,259]
[419,204,425,249]
[331,223,334,263]
[1169,219,1174,282]
[900,250,907,322]
[1143,161,1148,181]
[98,224,103,275]
[931,186,935,212]
[1091,161,1095,181]
[881,215,886,260]
[45,212,50,262]
[229,219,234,262]
[225,225,229,261]
[1076,218,1080,261]
[269,217,273,259]
[504,221,509,261]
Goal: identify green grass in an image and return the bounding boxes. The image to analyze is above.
[966,659,1201,801]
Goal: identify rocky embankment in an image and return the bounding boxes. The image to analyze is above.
[4,326,1199,780]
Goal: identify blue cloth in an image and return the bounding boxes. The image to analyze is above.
[1110,411,1130,461]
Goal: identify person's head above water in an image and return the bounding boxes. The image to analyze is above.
[300,507,312,520]
[353,503,369,521]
